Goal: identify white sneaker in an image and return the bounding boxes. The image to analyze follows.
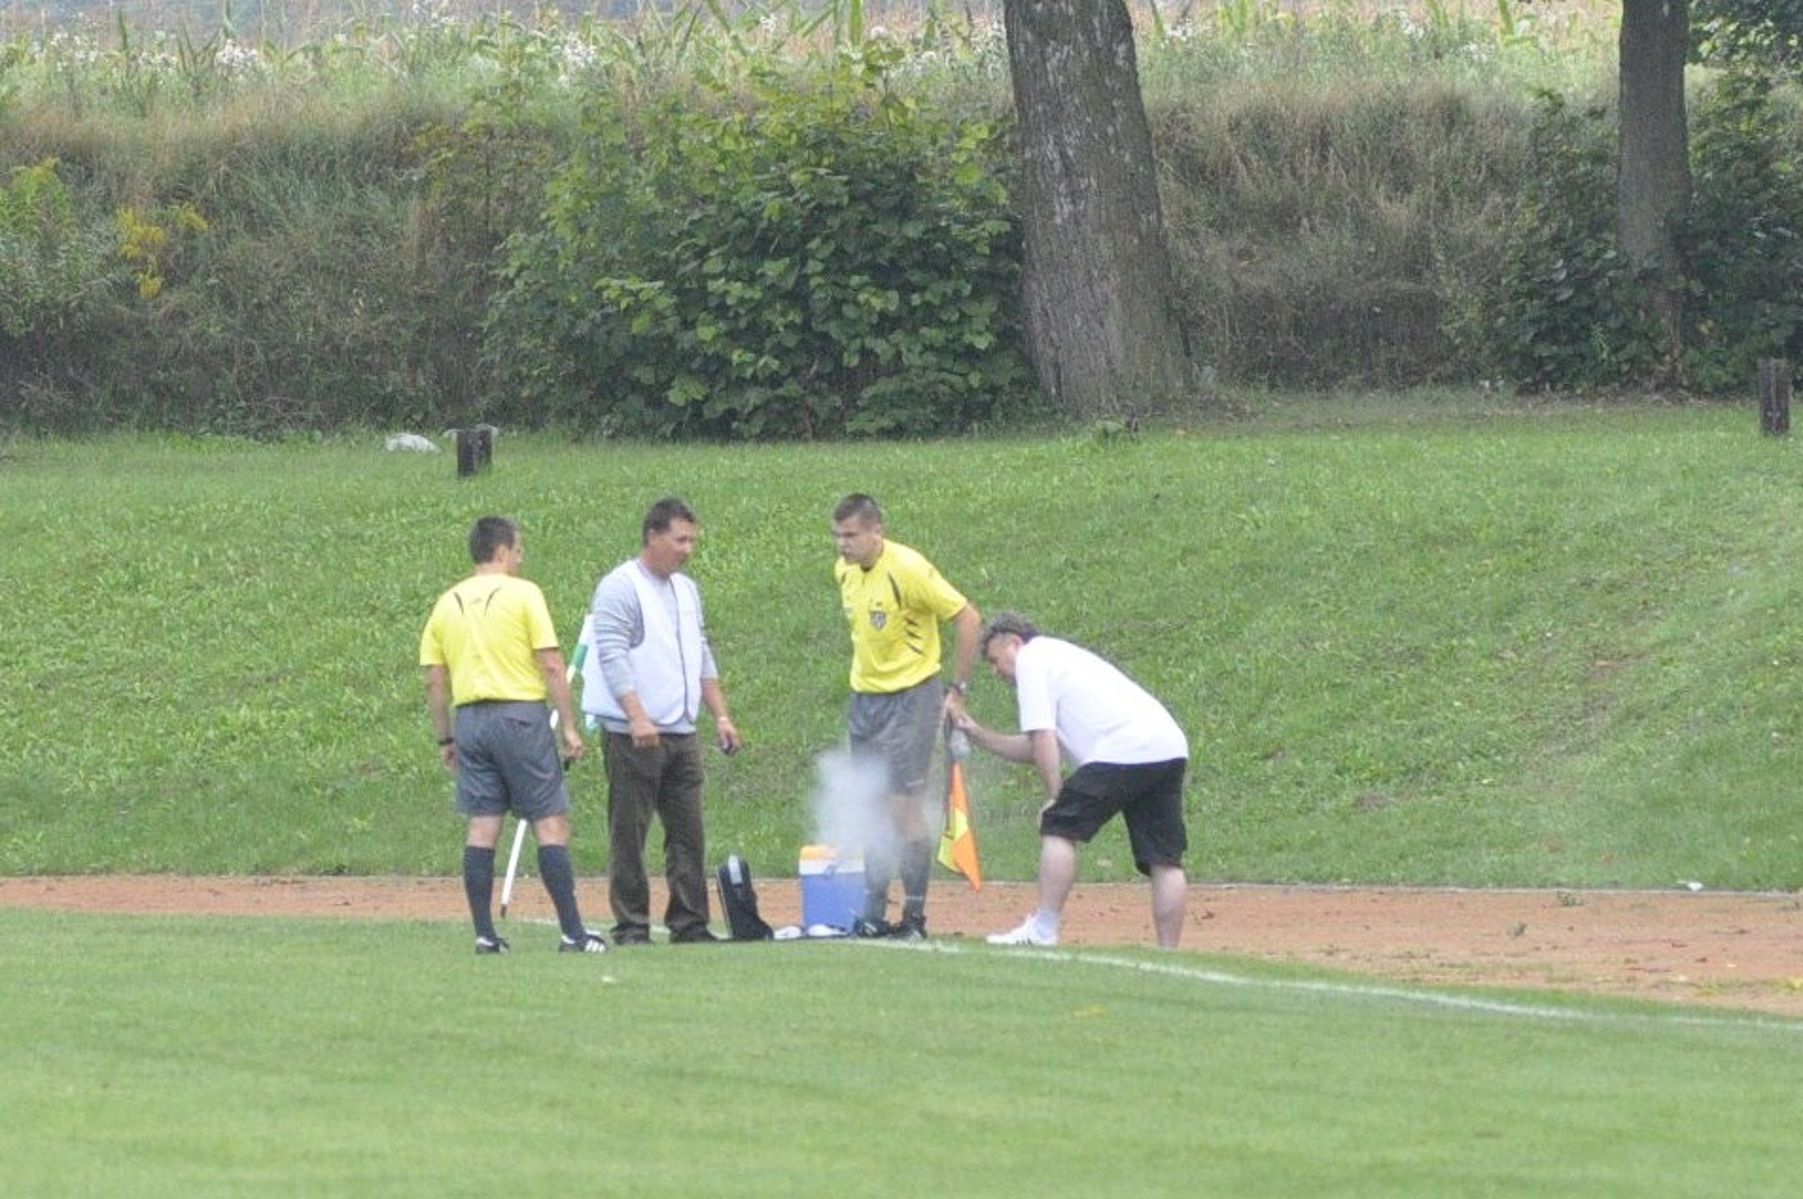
[986,916,1057,947]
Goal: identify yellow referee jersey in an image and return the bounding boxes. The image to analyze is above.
[836,539,968,694]
[419,574,559,705]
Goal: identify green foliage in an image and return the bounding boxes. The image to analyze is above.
[13,2,1797,425]
[1693,0,1803,66]
[1493,92,1662,389]
[487,51,1028,438]
[0,157,121,340]
[1680,69,1803,390]
[1493,76,1803,394]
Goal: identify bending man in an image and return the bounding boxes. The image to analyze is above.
[955,612,1190,949]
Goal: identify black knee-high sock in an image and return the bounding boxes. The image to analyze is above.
[463,846,498,942]
[863,847,894,923]
[900,839,932,920]
[537,844,587,941]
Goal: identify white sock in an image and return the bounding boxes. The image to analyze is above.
[1032,910,1061,938]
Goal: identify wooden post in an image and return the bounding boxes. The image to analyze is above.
[455,426,493,476]
[1759,358,1791,437]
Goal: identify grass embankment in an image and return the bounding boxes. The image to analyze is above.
[4,399,1801,888]
[1,909,1798,1197]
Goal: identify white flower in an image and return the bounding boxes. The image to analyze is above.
[216,38,265,76]
[558,37,599,81]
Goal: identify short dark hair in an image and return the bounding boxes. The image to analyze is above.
[642,496,698,544]
[469,515,519,564]
[979,611,1041,658]
[833,493,883,526]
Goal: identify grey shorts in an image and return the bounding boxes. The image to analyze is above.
[453,701,570,822]
[848,678,944,796]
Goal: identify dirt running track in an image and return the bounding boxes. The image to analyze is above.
[5,876,1802,1018]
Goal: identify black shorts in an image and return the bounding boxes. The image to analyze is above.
[1041,759,1188,874]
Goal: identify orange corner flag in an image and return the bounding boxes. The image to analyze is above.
[938,759,983,890]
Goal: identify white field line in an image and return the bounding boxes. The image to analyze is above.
[868,940,1803,1035]
[516,912,1800,1033]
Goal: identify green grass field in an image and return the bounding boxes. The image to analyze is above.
[3,908,1798,1197]
[7,399,1803,1196]
[4,396,1803,888]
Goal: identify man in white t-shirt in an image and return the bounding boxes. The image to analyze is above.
[954,612,1190,948]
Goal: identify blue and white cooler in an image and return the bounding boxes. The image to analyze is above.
[798,844,864,931]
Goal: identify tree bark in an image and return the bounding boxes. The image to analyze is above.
[1618,0,1692,375]
[1003,0,1198,418]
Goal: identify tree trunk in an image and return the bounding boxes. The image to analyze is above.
[1003,0,1198,418]
[1618,0,1691,376]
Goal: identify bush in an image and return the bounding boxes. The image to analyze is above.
[0,157,123,341]
[1492,92,1662,389]
[0,157,134,427]
[485,50,1029,438]
[1693,0,1803,66]
[1680,69,1803,390]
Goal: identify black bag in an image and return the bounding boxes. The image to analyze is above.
[716,853,774,941]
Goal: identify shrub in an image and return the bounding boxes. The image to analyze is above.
[0,157,133,428]
[485,49,1028,438]
[0,157,123,340]
[1492,92,1662,389]
[1680,69,1803,390]
[1693,0,1803,67]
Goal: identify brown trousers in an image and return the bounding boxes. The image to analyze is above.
[602,731,710,938]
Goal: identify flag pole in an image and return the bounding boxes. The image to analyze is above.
[501,615,591,919]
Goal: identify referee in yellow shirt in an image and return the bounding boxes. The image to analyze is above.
[832,494,981,939]
[420,515,606,954]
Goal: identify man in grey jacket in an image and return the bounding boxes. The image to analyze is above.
[584,497,742,944]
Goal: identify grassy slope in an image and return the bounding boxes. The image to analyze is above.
[1,909,1798,1197]
[3,398,1801,887]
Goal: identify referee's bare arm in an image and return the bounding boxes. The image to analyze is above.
[537,648,587,762]
[424,665,456,771]
[944,602,988,706]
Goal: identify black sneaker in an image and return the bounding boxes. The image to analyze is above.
[894,915,928,941]
[612,927,652,946]
[475,936,510,955]
[671,926,723,944]
[558,930,609,954]
[850,917,894,939]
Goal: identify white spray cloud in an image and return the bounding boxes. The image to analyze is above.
[807,750,892,865]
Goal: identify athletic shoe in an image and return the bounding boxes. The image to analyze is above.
[850,917,894,939]
[893,915,928,941]
[611,929,652,947]
[986,917,1057,947]
[558,931,609,954]
[670,926,722,944]
[474,936,510,955]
